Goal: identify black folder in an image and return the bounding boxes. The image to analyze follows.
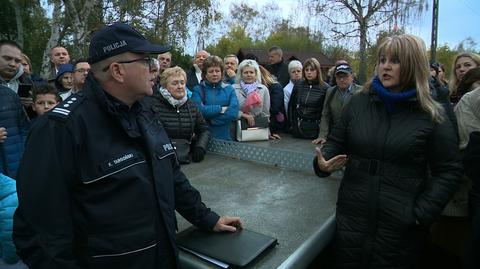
[176,226,277,267]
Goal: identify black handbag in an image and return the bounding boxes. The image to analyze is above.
[172,138,192,164]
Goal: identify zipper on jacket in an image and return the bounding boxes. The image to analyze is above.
[303,85,312,115]
[176,106,181,138]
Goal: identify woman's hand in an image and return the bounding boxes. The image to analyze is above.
[312,137,326,145]
[269,133,281,140]
[315,147,347,173]
[242,112,255,127]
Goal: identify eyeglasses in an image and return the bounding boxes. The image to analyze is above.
[102,57,156,72]
[75,68,90,73]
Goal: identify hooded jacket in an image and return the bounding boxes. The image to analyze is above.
[0,65,24,93]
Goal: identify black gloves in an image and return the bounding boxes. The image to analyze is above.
[191,147,206,162]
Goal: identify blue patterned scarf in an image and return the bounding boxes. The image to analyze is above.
[372,76,417,113]
[240,80,258,96]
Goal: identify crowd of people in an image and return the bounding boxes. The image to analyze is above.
[0,22,479,269]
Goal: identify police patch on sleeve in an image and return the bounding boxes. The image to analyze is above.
[49,93,85,121]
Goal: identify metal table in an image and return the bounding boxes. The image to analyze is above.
[177,136,340,268]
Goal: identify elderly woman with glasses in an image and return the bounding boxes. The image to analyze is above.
[142,66,211,163]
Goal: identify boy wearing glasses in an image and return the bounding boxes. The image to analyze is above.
[14,23,242,269]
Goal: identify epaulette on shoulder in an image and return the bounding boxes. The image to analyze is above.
[49,93,85,122]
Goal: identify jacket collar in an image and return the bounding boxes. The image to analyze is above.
[85,74,143,137]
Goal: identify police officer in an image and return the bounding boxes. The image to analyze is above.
[13,23,242,269]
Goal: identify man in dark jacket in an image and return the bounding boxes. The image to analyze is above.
[13,23,241,269]
[186,50,209,90]
[266,46,289,87]
[0,85,29,178]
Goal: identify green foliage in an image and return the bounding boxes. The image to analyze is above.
[205,26,253,58]
[170,47,194,71]
[0,0,17,40]
[259,20,324,52]
[434,44,460,79]
[205,20,326,58]
[0,0,51,74]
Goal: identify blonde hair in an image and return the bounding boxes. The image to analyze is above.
[364,34,444,123]
[236,59,262,83]
[258,65,277,86]
[449,52,480,96]
[160,66,186,88]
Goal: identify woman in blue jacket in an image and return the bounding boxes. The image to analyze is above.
[191,56,239,140]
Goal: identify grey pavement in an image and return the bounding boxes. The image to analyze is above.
[177,135,340,269]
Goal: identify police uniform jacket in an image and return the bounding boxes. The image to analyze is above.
[13,75,220,269]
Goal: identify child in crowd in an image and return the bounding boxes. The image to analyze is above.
[32,84,61,116]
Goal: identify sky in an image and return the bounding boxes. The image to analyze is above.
[218,0,480,50]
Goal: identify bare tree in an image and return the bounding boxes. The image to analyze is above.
[308,0,425,83]
[8,0,24,47]
[64,0,100,59]
[40,0,63,79]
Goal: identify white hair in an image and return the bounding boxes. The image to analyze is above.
[224,54,239,65]
[236,59,262,83]
[288,60,302,72]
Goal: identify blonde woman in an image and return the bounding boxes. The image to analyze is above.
[233,59,270,127]
[449,52,480,104]
[314,34,462,268]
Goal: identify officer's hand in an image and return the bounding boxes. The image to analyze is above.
[0,127,7,143]
[315,147,347,173]
[213,216,243,232]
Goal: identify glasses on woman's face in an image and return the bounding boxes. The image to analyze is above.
[102,56,156,72]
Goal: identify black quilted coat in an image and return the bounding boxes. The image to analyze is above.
[314,90,462,268]
[288,79,329,139]
[142,93,211,152]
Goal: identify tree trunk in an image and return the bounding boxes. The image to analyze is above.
[40,0,62,79]
[159,0,170,43]
[8,0,24,47]
[64,0,98,59]
[358,21,368,84]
